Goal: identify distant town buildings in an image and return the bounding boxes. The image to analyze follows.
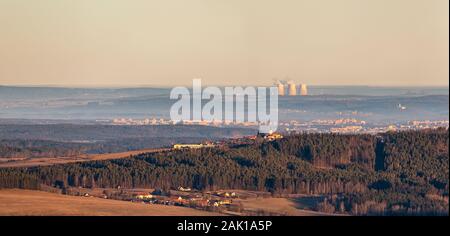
[330,126,363,133]
[173,143,216,150]
[112,117,260,127]
[110,117,448,135]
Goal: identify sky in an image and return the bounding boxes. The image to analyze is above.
[0,0,448,87]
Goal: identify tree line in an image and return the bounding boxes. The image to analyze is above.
[0,128,448,215]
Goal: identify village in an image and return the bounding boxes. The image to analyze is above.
[61,185,283,216]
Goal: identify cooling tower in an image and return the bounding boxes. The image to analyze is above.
[300,84,308,96]
[277,83,285,96]
[288,81,297,96]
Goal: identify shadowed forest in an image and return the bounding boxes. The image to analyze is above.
[0,128,448,215]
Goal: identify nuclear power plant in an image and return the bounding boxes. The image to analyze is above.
[300,84,308,96]
[287,81,297,96]
[275,80,308,96]
[277,82,285,96]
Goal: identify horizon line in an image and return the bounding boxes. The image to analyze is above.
[1,84,449,89]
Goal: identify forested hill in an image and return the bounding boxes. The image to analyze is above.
[0,128,448,215]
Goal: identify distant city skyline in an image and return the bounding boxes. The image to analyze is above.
[0,0,448,87]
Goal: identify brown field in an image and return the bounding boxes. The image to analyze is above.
[0,189,220,216]
[0,148,169,168]
[237,197,344,216]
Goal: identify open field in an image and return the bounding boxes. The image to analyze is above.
[237,197,344,216]
[0,148,169,168]
[0,189,220,216]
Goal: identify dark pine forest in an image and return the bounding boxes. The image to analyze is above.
[0,128,448,215]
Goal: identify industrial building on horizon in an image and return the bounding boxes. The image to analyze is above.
[277,82,285,96]
[300,84,308,96]
[276,80,307,96]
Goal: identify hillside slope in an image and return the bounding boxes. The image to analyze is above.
[0,189,219,216]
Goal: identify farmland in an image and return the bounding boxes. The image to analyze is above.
[0,148,168,168]
[0,189,220,216]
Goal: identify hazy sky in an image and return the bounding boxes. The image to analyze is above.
[0,0,448,87]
